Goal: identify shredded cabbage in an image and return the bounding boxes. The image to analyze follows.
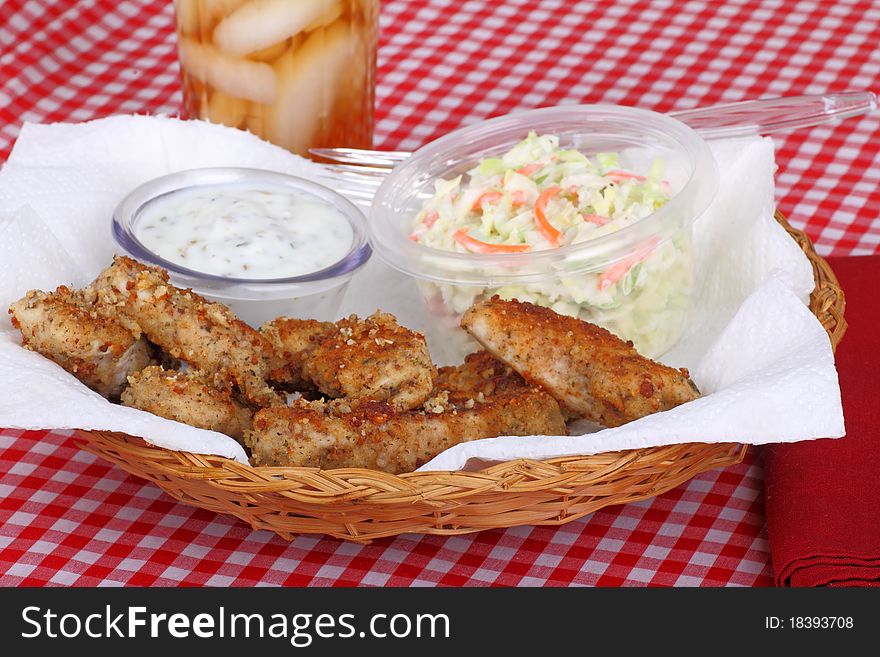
[411,132,691,357]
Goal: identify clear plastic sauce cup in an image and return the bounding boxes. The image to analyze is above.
[113,167,371,327]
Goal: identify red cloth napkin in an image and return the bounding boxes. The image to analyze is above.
[764,254,880,587]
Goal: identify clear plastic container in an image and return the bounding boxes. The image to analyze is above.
[173,0,378,158]
[369,105,718,363]
[112,167,371,327]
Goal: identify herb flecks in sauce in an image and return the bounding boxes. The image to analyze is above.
[136,184,354,279]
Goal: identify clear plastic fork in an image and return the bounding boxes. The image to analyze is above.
[314,91,878,207]
[312,164,389,208]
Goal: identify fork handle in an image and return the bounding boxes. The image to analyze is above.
[312,92,877,166]
[669,91,878,139]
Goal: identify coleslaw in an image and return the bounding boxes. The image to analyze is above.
[410,132,693,357]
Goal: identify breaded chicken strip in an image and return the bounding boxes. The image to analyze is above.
[461,297,701,427]
[434,350,522,396]
[245,388,567,473]
[121,366,253,440]
[300,312,436,411]
[260,317,334,388]
[435,351,584,422]
[8,285,154,398]
[261,313,436,409]
[91,256,279,407]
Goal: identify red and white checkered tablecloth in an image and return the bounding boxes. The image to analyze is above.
[0,0,877,587]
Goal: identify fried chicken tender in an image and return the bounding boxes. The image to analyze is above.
[8,285,154,398]
[245,387,567,473]
[121,366,253,440]
[300,312,437,410]
[91,256,279,407]
[434,350,585,421]
[260,317,334,388]
[461,297,701,427]
[434,350,523,396]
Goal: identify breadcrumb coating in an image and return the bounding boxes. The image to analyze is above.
[260,317,334,389]
[8,285,154,398]
[90,256,280,407]
[434,350,523,396]
[121,365,252,440]
[300,312,437,410]
[245,387,566,473]
[461,297,700,427]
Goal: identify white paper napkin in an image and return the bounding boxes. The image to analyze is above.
[0,116,844,471]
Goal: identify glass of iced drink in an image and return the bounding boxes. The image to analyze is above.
[173,0,378,158]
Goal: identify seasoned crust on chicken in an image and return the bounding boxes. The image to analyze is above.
[461,297,701,427]
[261,313,437,409]
[8,285,154,398]
[260,317,334,388]
[300,312,437,411]
[90,256,279,407]
[121,366,253,440]
[434,350,523,396]
[245,388,567,473]
[432,350,586,420]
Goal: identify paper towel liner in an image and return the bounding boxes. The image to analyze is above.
[0,116,844,471]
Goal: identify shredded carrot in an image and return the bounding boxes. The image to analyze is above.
[534,186,563,245]
[510,190,527,207]
[411,210,439,240]
[516,163,543,177]
[606,170,646,184]
[582,213,610,226]
[453,229,531,254]
[598,238,658,290]
[472,191,503,210]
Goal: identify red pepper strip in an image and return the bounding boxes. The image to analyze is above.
[453,229,531,254]
[606,170,646,183]
[582,213,610,226]
[534,186,563,246]
[471,191,503,210]
[597,237,659,291]
[516,163,543,177]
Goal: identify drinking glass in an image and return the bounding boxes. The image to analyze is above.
[173,0,378,158]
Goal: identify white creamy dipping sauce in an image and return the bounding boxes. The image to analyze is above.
[135,183,354,279]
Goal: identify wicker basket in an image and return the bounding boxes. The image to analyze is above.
[75,212,846,543]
